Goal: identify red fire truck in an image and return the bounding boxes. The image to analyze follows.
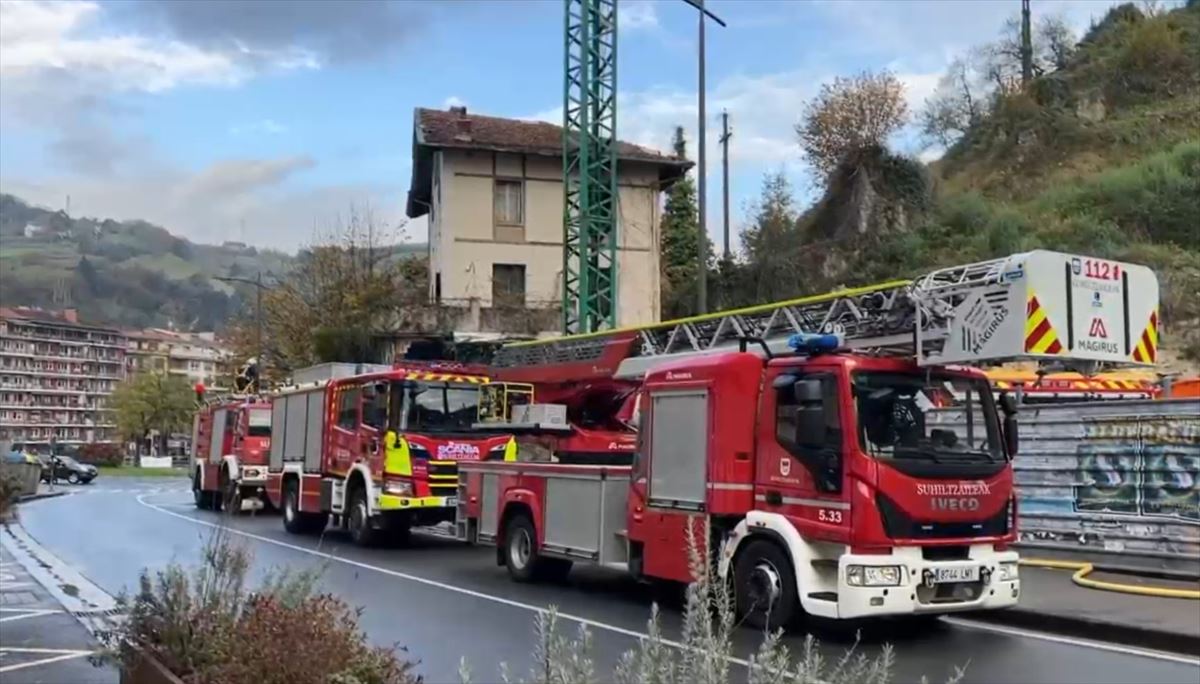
[457,250,1159,627]
[264,363,517,545]
[191,396,273,511]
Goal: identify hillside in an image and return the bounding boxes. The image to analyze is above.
[802,2,1200,367]
[0,194,426,331]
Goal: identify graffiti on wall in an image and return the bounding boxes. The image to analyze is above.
[1073,415,1200,523]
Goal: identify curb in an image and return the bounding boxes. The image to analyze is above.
[19,490,71,503]
[961,606,1200,657]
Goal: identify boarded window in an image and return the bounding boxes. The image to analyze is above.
[494,180,524,225]
[492,264,526,308]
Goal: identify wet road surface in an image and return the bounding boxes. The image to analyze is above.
[19,478,1200,684]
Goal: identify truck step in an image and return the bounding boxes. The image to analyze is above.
[614,529,628,539]
[602,562,630,572]
[810,559,838,570]
[807,592,838,602]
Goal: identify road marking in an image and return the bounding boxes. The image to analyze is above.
[0,608,60,623]
[136,494,753,668]
[0,648,94,673]
[136,495,1199,669]
[943,617,1200,666]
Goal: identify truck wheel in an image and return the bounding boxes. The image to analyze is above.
[734,539,798,631]
[504,515,541,582]
[283,480,325,534]
[347,486,379,547]
[222,473,241,514]
[193,471,212,510]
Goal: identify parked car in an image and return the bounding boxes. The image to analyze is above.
[41,455,98,485]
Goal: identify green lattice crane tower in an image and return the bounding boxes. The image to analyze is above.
[562,0,618,334]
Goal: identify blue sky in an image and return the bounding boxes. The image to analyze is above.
[0,0,1133,252]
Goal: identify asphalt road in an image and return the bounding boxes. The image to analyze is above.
[20,478,1200,684]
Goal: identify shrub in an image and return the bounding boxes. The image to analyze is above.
[96,530,418,684]
[78,442,124,467]
[461,521,963,684]
[0,461,25,520]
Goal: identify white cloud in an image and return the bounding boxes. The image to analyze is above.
[619,0,659,31]
[442,95,468,109]
[0,1,246,93]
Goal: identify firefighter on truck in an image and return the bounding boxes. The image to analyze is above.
[265,366,517,546]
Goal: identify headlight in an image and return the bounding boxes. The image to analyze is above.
[846,565,902,587]
[383,479,412,496]
[998,561,1019,582]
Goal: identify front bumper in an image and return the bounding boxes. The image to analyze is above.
[378,494,457,511]
[836,545,1020,619]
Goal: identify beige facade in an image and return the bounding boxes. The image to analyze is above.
[408,107,690,337]
[427,150,664,329]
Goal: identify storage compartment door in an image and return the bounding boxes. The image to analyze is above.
[269,400,286,470]
[208,409,227,465]
[647,390,709,510]
[304,390,324,473]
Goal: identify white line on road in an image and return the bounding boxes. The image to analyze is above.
[136,495,1199,669]
[0,609,60,623]
[0,648,94,674]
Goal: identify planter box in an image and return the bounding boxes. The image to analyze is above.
[121,645,185,684]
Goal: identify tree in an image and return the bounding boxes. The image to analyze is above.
[739,172,803,303]
[797,70,909,180]
[1039,15,1077,71]
[228,206,427,375]
[919,57,985,147]
[659,127,710,319]
[109,372,195,457]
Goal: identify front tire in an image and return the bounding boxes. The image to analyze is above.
[67,472,80,485]
[346,486,379,547]
[734,539,799,631]
[221,471,241,514]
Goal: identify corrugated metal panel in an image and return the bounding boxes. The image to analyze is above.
[1012,399,1199,574]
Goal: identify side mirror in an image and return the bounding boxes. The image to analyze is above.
[795,407,827,447]
[999,391,1019,416]
[1004,413,1019,456]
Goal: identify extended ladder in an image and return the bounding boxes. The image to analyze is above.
[493,251,1160,376]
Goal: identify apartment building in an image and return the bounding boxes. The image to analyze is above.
[406,106,691,335]
[125,329,231,389]
[0,307,125,446]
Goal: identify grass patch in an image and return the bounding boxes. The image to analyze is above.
[98,466,188,478]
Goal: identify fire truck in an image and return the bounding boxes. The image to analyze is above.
[456,250,1160,628]
[264,363,517,545]
[191,396,273,511]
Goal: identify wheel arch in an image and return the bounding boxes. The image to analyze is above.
[721,511,841,619]
[496,500,536,566]
[344,463,376,515]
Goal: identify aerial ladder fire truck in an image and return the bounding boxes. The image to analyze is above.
[456,250,1160,628]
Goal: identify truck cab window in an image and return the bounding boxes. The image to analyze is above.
[404,383,479,432]
[775,373,842,491]
[337,387,360,430]
[361,382,388,430]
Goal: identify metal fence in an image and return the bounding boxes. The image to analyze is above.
[1010,398,1199,576]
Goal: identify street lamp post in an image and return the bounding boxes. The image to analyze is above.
[682,0,726,315]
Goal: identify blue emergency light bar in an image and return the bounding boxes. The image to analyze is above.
[787,333,843,354]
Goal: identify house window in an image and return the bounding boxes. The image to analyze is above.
[492,264,526,308]
[494,179,524,226]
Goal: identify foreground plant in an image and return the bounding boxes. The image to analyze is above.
[96,528,418,684]
[462,520,965,684]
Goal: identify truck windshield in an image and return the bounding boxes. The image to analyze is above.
[852,372,1002,462]
[248,409,271,437]
[405,383,479,433]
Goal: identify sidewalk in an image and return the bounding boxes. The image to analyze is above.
[966,565,1200,656]
[0,541,116,683]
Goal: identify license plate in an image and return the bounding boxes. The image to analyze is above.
[933,566,979,583]
[445,496,458,507]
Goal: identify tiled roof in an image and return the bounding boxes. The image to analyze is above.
[415,107,686,165]
[407,106,692,218]
[0,307,117,333]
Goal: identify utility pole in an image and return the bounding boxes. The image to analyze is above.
[1020,0,1033,86]
[719,110,732,260]
[682,0,726,315]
